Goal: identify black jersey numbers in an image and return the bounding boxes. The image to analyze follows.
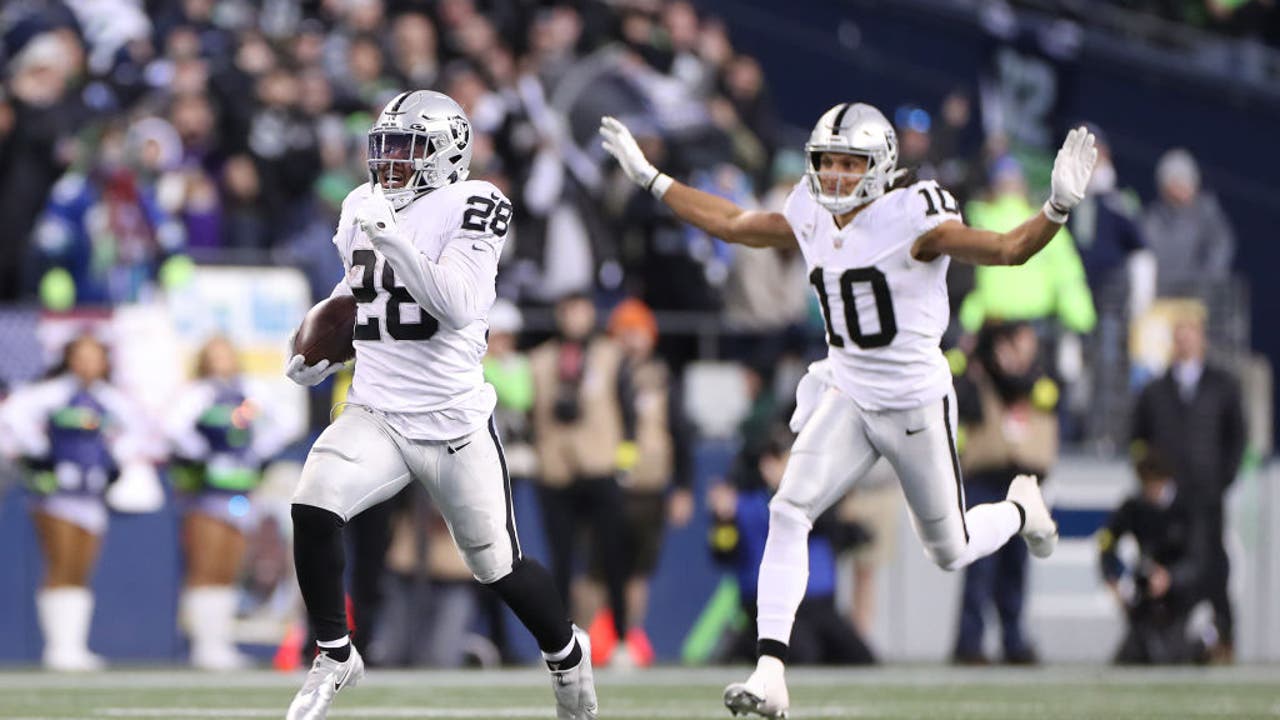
[917,184,959,217]
[461,193,513,237]
[350,249,439,342]
[809,266,897,349]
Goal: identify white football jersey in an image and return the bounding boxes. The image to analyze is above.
[331,180,511,440]
[783,178,962,411]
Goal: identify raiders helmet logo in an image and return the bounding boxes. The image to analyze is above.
[449,116,470,150]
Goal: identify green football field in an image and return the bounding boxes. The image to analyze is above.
[1,665,1277,719]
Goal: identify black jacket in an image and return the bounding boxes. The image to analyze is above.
[1099,490,1206,610]
[1131,365,1246,506]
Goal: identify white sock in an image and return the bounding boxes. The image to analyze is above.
[755,503,811,646]
[37,587,95,661]
[317,636,350,649]
[949,501,1022,570]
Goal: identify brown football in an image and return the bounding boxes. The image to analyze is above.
[293,294,357,366]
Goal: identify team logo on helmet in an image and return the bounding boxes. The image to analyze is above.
[450,116,470,150]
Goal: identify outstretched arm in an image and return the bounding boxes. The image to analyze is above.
[600,116,796,250]
[913,126,1097,266]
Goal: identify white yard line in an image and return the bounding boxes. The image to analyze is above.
[99,707,747,712]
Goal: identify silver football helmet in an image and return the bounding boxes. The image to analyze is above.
[368,90,472,209]
[804,103,899,214]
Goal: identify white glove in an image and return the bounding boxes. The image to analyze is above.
[1044,126,1098,223]
[354,183,399,239]
[285,352,342,387]
[599,116,672,198]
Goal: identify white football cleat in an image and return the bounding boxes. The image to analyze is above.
[550,626,598,720]
[1007,474,1058,559]
[724,656,789,719]
[286,646,365,720]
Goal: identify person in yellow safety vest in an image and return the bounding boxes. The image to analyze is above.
[959,156,1096,336]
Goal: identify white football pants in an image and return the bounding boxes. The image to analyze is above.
[292,405,521,584]
[756,386,1021,646]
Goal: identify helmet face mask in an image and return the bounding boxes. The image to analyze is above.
[368,91,472,209]
[804,103,899,215]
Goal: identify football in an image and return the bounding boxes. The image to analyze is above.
[292,294,357,366]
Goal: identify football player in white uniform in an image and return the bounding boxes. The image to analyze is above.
[601,105,1095,718]
[284,91,597,720]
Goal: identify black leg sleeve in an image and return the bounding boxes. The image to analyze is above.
[488,557,574,654]
[348,495,398,654]
[292,504,349,643]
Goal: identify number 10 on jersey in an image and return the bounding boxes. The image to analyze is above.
[809,266,898,349]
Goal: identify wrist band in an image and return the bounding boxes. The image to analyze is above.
[1042,200,1070,224]
[647,172,673,199]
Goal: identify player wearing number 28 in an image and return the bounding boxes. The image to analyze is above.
[602,105,1097,719]
[284,91,597,720]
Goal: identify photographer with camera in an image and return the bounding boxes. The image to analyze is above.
[1098,451,1208,664]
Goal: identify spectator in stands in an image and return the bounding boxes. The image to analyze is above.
[0,334,152,670]
[245,66,323,250]
[588,298,694,668]
[952,321,1058,665]
[708,428,875,665]
[1099,450,1208,664]
[959,157,1097,337]
[1142,148,1237,297]
[0,31,86,302]
[34,120,187,306]
[165,336,293,670]
[721,150,812,367]
[484,300,535,476]
[1131,311,1246,662]
[1067,124,1154,448]
[529,293,630,663]
[1070,126,1155,318]
[959,156,1095,438]
[372,485,482,668]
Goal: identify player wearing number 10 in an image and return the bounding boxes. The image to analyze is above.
[283,91,597,720]
[601,105,1097,719]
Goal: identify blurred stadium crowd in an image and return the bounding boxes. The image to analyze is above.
[0,0,1266,671]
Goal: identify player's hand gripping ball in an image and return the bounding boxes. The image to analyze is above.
[286,294,356,386]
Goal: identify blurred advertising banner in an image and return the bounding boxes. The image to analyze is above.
[0,265,310,453]
[164,265,312,444]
